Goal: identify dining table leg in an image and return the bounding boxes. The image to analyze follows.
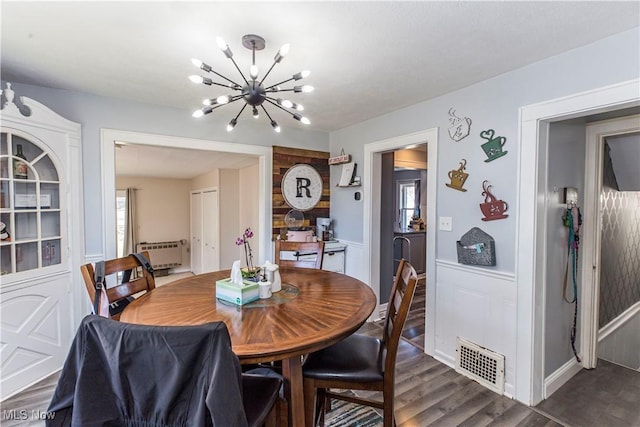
[281,355,305,427]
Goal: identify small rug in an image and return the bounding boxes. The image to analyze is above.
[324,400,383,427]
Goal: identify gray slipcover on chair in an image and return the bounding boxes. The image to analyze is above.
[47,316,281,427]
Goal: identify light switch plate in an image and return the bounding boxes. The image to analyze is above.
[439,216,453,231]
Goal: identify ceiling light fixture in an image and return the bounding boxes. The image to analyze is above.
[190,34,313,132]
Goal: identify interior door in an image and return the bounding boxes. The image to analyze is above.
[201,189,219,273]
[190,191,202,275]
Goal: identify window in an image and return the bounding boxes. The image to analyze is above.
[116,189,126,258]
[397,180,419,231]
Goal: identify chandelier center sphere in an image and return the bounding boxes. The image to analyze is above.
[243,82,266,106]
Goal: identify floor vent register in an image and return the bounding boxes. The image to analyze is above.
[455,337,505,394]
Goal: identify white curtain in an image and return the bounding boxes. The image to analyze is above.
[123,187,137,258]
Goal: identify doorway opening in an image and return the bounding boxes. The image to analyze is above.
[363,128,438,355]
[100,129,272,276]
[380,145,427,307]
[517,79,639,405]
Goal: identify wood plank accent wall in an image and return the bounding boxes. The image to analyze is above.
[273,146,330,238]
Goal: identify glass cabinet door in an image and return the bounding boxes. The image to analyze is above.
[0,130,62,275]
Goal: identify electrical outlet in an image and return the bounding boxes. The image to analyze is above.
[439,216,453,231]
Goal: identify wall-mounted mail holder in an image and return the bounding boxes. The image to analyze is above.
[456,227,496,266]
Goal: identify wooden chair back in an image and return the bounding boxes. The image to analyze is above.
[381,258,418,384]
[274,240,325,269]
[80,251,155,320]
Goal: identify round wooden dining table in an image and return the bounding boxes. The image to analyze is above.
[120,267,377,427]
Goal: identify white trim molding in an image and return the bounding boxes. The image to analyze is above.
[544,358,582,399]
[599,301,640,342]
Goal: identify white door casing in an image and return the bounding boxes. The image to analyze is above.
[517,79,639,405]
[0,85,84,400]
[363,128,438,353]
[582,114,640,369]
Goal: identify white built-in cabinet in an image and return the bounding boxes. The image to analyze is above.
[0,83,84,400]
[190,188,219,275]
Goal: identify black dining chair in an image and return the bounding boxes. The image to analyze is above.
[302,259,418,427]
[47,316,282,427]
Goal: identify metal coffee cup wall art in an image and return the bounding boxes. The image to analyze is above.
[479,180,509,221]
[445,159,469,192]
[447,108,472,142]
[479,129,508,162]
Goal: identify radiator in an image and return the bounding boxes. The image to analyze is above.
[455,337,505,394]
[136,241,182,270]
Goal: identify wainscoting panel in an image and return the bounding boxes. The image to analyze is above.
[435,260,516,396]
[339,239,364,282]
[598,302,640,370]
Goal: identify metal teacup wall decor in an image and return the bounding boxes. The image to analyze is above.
[479,129,508,162]
[445,159,469,192]
[479,180,509,221]
[447,108,472,142]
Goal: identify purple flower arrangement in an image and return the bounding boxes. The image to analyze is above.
[235,227,257,278]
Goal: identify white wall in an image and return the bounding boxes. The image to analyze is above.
[191,169,219,190]
[544,121,586,377]
[219,169,241,269]
[239,163,260,265]
[329,28,640,400]
[116,176,191,243]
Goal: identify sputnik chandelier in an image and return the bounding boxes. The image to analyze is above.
[190,34,313,133]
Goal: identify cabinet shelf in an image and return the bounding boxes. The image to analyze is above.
[0,128,63,274]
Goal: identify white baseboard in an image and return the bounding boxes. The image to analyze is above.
[544,357,582,399]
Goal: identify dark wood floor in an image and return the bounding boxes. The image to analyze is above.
[2,277,639,426]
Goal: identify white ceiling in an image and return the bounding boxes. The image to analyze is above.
[2,1,639,177]
[114,142,259,179]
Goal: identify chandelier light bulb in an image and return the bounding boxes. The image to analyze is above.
[216,36,233,58]
[216,37,228,50]
[252,107,260,119]
[294,85,314,93]
[192,109,204,118]
[227,118,237,132]
[277,98,293,108]
[271,120,281,133]
[293,102,304,111]
[274,43,290,63]
[250,65,259,80]
[294,113,310,125]
[189,75,204,84]
[216,95,230,104]
[203,99,212,106]
[191,58,203,68]
[293,70,311,80]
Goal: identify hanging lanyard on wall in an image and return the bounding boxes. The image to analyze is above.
[562,204,582,363]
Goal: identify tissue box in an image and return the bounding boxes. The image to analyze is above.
[215,278,260,305]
